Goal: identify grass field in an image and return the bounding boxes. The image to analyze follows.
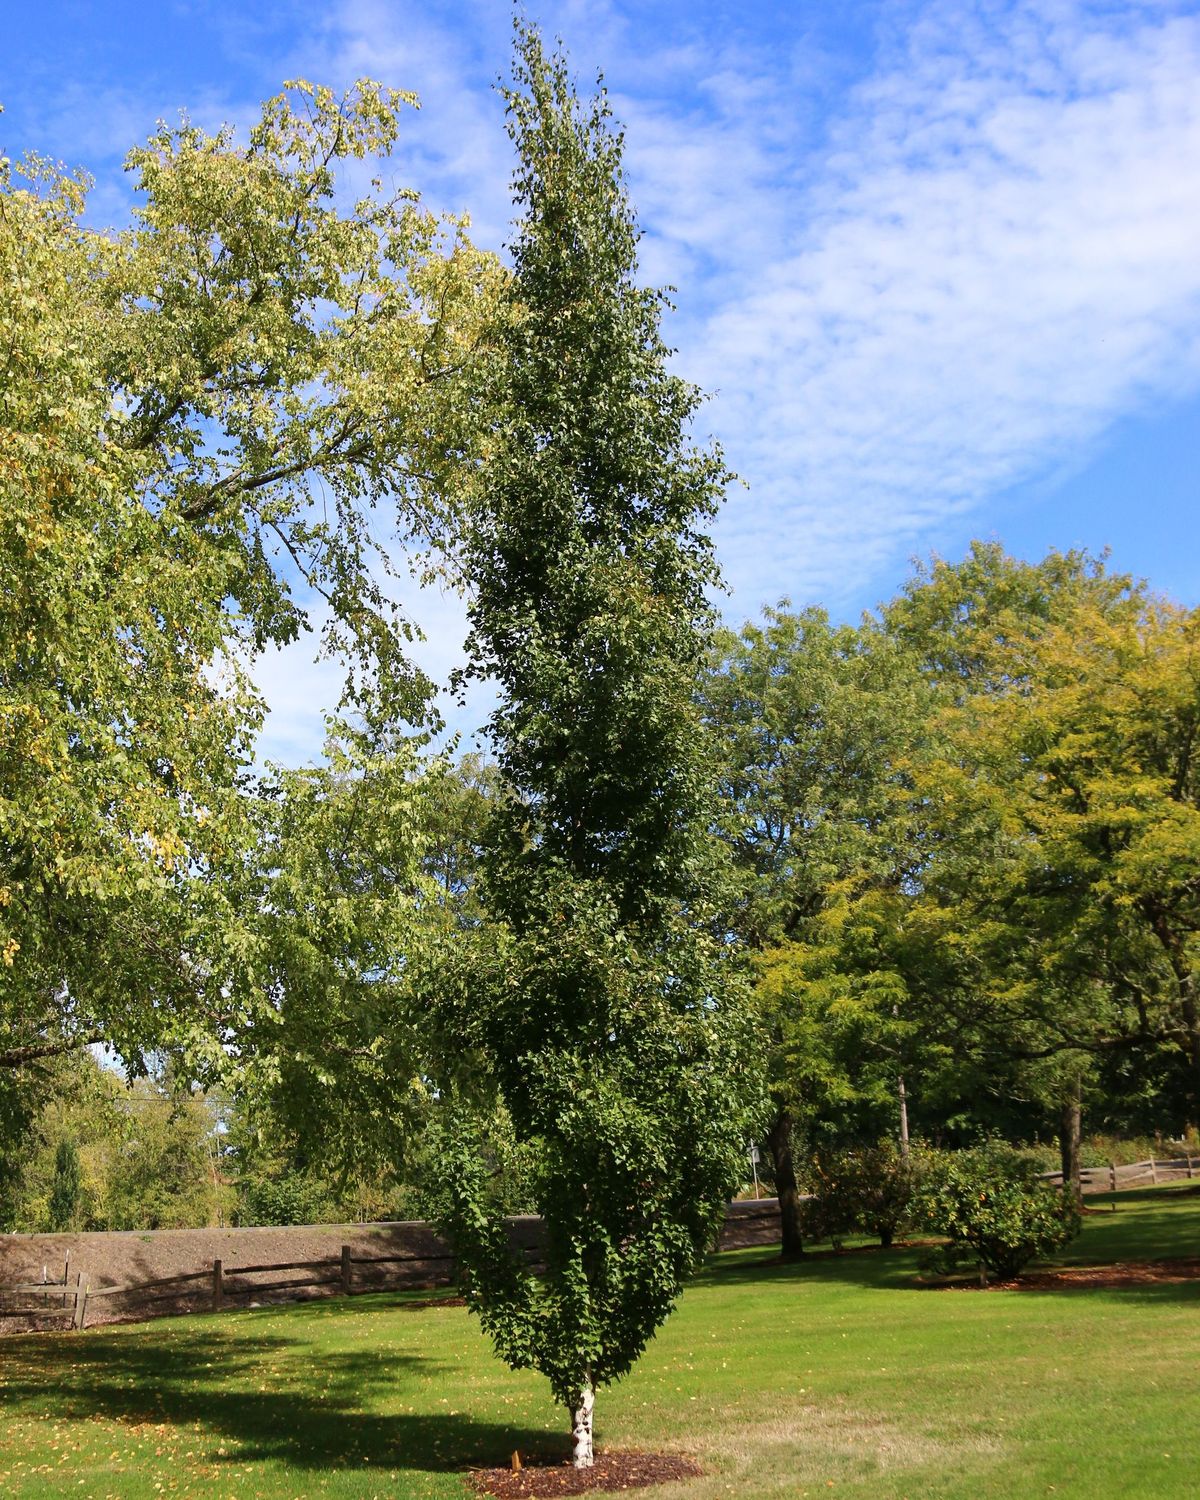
[1,1187,1196,1500]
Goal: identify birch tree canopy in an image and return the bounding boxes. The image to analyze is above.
[428,27,760,1468]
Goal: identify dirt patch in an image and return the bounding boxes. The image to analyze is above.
[717,1200,783,1251]
[703,1400,1001,1492]
[467,1451,703,1497]
[918,1258,1200,1291]
[396,1294,467,1311]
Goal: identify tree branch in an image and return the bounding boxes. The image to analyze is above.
[0,1033,104,1069]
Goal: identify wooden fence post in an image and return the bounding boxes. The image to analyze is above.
[1187,1155,1194,1180]
[1150,1158,1158,1186]
[62,1253,71,1309]
[212,1259,224,1313]
[71,1273,88,1330]
[340,1245,352,1297]
[1109,1161,1117,1194]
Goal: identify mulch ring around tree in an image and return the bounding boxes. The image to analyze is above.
[467,1450,704,1497]
[917,1257,1200,1291]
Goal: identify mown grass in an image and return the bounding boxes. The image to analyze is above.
[1,1187,1196,1500]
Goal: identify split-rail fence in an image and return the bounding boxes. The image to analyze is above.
[0,1240,465,1332]
[0,1200,779,1333]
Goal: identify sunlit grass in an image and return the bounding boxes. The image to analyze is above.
[1,1187,1196,1499]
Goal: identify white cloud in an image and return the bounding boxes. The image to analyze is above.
[254,0,1200,753]
[277,0,520,248]
[249,632,344,768]
[18,0,1199,758]
[303,0,1200,621]
[674,3,1200,608]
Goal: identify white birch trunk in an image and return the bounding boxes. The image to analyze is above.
[571,1385,595,1468]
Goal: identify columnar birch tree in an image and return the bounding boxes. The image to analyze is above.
[431,29,758,1468]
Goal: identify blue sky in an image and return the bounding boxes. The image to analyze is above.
[4,0,1199,760]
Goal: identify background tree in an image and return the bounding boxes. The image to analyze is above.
[877,546,1200,1187]
[46,1138,82,1233]
[700,547,1200,1208]
[0,83,501,1079]
[0,1050,124,1232]
[419,752,502,931]
[220,727,453,1200]
[0,1050,233,1232]
[102,1073,232,1231]
[907,578,1200,1149]
[430,29,759,1468]
[700,607,931,1253]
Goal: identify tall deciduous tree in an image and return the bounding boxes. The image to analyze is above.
[0,86,501,1074]
[431,29,758,1468]
[901,560,1200,1137]
[221,729,438,1178]
[863,544,1200,1182]
[700,607,931,1253]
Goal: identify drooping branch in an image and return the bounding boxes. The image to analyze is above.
[0,1033,104,1069]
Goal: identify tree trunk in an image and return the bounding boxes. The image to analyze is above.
[571,1385,595,1468]
[766,1101,803,1260]
[897,1073,910,1160]
[1058,1079,1083,1207]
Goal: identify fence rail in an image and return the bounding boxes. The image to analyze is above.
[1,1212,759,1332]
[6,1166,1188,1332]
[1039,1155,1197,1192]
[0,1241,475,1331]
[0,1264,90,1328]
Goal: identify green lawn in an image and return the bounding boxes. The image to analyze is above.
[1,1187,1196,1500]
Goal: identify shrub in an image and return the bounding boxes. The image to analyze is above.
[915,1142,1081,1281]
[800,1186,856,1250]
[237,1173,334,1228]
[805,1141,918,1249]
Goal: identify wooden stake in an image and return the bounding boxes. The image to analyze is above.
[340,1245,352,1297]
[212,1259,224,1313]
[71,1272,88,1330]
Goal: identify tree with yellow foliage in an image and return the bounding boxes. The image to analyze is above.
[0,84,500,1075]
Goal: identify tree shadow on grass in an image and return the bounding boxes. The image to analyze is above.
[696,1243,918,1293]
[695,1241,1200,1305]
[1,1318,560,1475]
